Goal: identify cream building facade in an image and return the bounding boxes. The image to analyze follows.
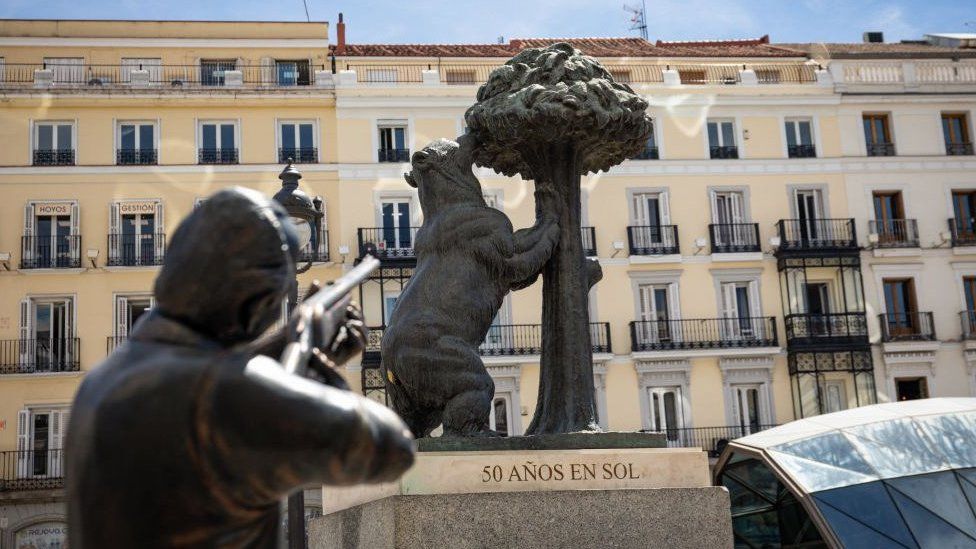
[0,18,975,545]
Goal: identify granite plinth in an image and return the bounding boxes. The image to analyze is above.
[310,488,732,549]
[416,431,665,452]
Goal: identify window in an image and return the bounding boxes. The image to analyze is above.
[383,292,400,327]
[872,191,915,246]
[115,295,154,339]
[378,124,408,162]
[820,379,848,413]
[863,113,895,156]
[16,407,69,478]
[710,190,755,251]
[22,202,79,269]
[720,281,762,340]
[279,121,316,163]
[730,384,765,435]
[275,59,310,86]
[647,387,684,441]
[121,58,161,83]
[803,281,832,336]
[109,201,164,266]
[637,284,676,344]
[200,59,236,86]
[633,120,659,159]
[380,198,413,252]
[883,278,919,337]
[964,278,976,337]
[117,121,156,165]
[943,113,973,155]
[707,119,738,158]
[43,57,83,83]
[33,122,74,166]
[19,297,74,372]
[795,188,825,243]
[895,377,929,401]
[629,191,675,252]
[785,118,816,158]
[198,121,237,164]
[489,394,512,437]
[953,190,976,245]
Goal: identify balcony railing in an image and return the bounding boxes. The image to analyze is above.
[632,146,659,160]
[106,336,127,354]
[629,317,777,352]
[709,145,739,159]
[960,311,976,340]
[581,226,597,257]
[32,149,75,166]
[0,449,64,491]
[866,142,896,157]
[198,148,238,164]
[116,149,157,165]
[20,235,82,269]
[776,219,857,252]
[879,312,936,342]
[278,147,318,164]
[949,218,976,247]
[709,223,760,254]
[107,233,165,266]
[784,313,868,348]
[1,62,325,87]
[644,424,778,457]
[628,225,679,256]
[298,229,330,263]
[378,148,410,163]
[366,322,611,360]
[868,219,919,248]
[0,338,81,374]
[947,142,974,156]
[788,144,817,158]
[357,227,421,261]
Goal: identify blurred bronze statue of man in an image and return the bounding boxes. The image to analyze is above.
[65,188,415,548]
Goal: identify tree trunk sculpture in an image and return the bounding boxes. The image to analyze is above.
[465,43,653,433]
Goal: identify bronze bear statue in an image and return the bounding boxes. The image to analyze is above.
[382,135,559,437]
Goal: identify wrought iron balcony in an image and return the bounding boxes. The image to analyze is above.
[879,312,936,342]
[378,148,410,163]
[709,145,739,159]
[629,317,777,352]
[107,232,165,266]
[20,235,82,269]
[278,147,318,164]
[866,142,896,156]
[581,226,597,257]
[949,218,976,247]
[868,219,919,248]
[0,338,81,374]
[0,449,64,491]
[960,311,976,340]
[787,144,817,158]
[628,225,679,256]
[709,223,760,253]
[784,312,868,349]
[116,148,157,165]
[197,148,238,164]
[32,149,75,166]
[357,227,420,262]
[632,146,659,160]
[775,219,858,253]
[946,142,974,156]
[643,424,778,457]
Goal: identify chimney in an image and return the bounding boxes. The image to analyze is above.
[336,13,346,55]
[862,31,884,43]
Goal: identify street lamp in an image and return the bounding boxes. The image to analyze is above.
[271,158,323,549]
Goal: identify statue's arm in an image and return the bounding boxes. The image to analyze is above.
[208,356,414,499]
[506,193,559,289]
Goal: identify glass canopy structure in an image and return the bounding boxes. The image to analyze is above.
[715,398,976,548]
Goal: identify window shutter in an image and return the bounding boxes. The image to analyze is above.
[17,409,30,478]
[709,191,719,224]
[19,298,32,367]
[51,410,65,476]
[261,56,275,84]
[109,202,119,263]
[116,296,129,338]
[731,388,743,429]
[23,203,34,264]
[70,202,80,260]
[155,201,165,259]
[317,198,328,255]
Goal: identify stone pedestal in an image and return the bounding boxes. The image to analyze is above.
[310,436,731,548]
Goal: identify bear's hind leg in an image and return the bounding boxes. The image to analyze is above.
[437,337,498,437]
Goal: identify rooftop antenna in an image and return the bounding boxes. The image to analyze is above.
[624,0,648,40]
[301,0,311,22]
[498,35,505,44]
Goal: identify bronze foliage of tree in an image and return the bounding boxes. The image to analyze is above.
[465,43,653,433]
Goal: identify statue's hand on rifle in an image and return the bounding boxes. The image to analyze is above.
[290,282,368,389]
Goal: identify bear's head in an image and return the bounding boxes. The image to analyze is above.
[404,135,485,218]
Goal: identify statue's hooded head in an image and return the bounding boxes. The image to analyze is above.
[153,187,299,346]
